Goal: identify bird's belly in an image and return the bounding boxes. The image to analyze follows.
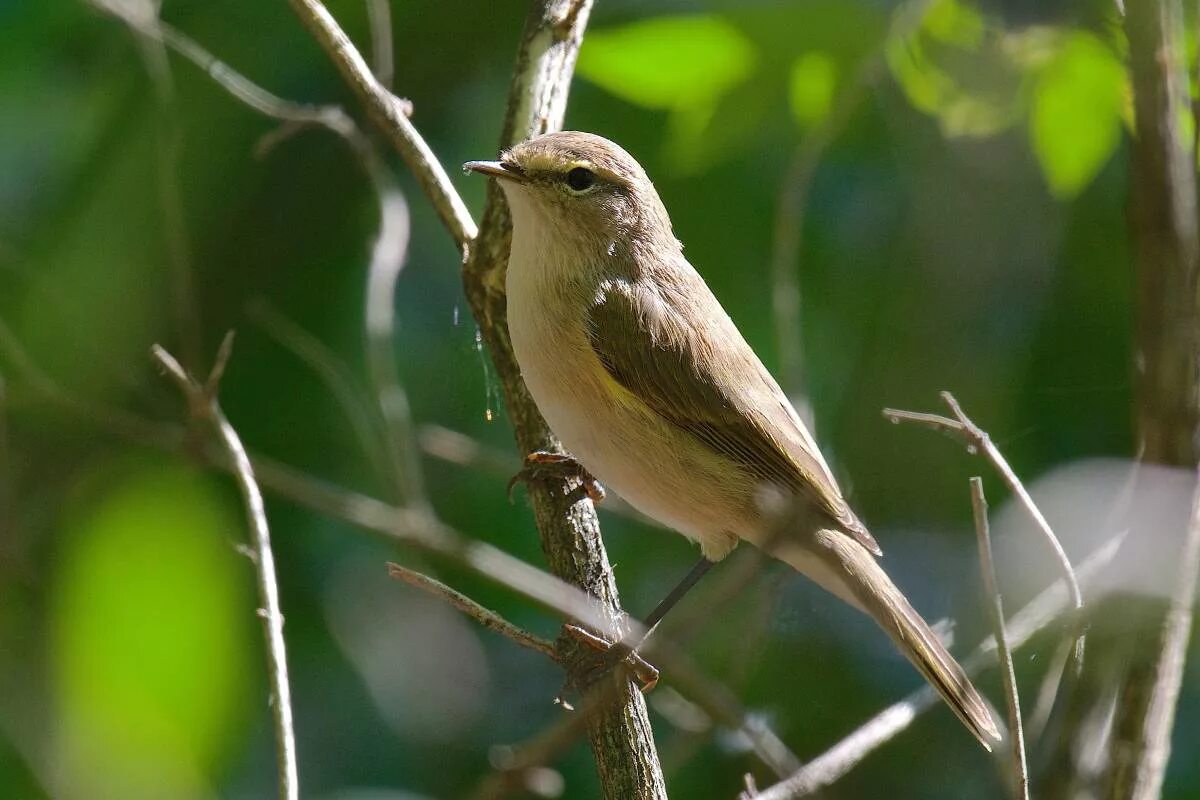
[507,297,747,548]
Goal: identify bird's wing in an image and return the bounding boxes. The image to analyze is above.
[586,274,880,555]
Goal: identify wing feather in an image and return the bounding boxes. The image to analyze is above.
[586,273,880,555]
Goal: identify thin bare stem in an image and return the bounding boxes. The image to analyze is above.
[387,562,558,661]
[151,340,298,800]
[247,302,392,484]
[358,156,431,508]
[970,478,1029,800]
[753,531,1125,800]
[363,0,395,89]
[884,391,1085,662]
[285,0,477,253]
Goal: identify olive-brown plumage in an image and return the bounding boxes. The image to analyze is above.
[466,131,1001,749]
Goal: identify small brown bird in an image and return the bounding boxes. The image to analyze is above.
[466,131,1000,749]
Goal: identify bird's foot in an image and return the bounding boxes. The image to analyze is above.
[562,623,659,693]
[507,451,606,504]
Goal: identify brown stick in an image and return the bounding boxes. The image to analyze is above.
[970,478,1029,800]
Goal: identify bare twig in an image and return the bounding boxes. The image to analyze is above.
[285,0,477,253]
[358,158,431,508]
[151,338,298,800]
[387,562,558,661]
[363,0,395,89]
[970,478,1029,800]
[753,531,1125,800]
[884,391,1085,662]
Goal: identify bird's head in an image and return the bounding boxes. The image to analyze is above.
[465,131,677,255]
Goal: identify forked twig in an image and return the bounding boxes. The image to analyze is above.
[151,337,298,800]
[884,391,1085,663]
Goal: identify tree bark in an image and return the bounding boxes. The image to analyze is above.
[1102,2,1200,798]
[461,2,669,798]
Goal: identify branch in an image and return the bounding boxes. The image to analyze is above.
[769,0,935,417]
[1103,1,1200,795]
[460,1,667,795]
[151,338,299,800]
[970,478,1029,800]
[285,0,477,253]
[362,0,394,89]
[387,562,558,661]
[884,391,1085,662]
[1105,467,1200,800]
[752,530,1125,800]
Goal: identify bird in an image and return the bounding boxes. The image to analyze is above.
[465,131,1001,749]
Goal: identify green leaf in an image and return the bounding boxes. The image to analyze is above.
[1030,32,1125,198]
[789,52,837,127]
[576,16,756,110]
[52,458,252,796]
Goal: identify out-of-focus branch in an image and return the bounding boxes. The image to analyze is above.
[1103,2,1200,796]
[363,0,394,89]
[883,391,1085,662]
[387,562,558,661]
[970,478,1029,800]
[247,301,393,486]
[151,337,299,800]
[753,531,1125,800]
[769,0,935,418]
[285,0,477,254]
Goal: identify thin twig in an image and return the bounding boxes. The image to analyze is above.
[357,154,431,508]
[363,0,395,89]
[285,0,477,253]
[247,301,393,486]
[752,530,1126,800]
[970,478,1029,800]
[884,391,1085,662]
[151,338,299,800]
[387,562,558,661]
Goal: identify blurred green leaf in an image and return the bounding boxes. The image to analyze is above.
[887,0,1023,137]
[576,16,756,110]
[789,52,837,127]
[52,458,251,797]
[1030,32,1125,198]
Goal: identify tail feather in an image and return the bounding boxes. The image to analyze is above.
[778,530,1002,750]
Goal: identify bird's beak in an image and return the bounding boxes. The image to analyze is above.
[463,160,527,183]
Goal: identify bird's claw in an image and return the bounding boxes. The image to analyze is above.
[507,451,606,504]
[563,623,659,693]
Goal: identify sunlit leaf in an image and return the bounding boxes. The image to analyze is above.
[52,458,252,797]
[886,0,1023,138]
[789,52,837,127]
[576,16,756,110]
[1030,32,1125,198]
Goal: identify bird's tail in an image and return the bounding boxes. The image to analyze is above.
[776,530,1002,750]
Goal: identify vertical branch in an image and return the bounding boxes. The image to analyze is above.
[970,478,1029,800]
[462,2,668,798]
[1103,0,1200,797]
[363,0,395,89]
[152,340,299,800]
[1127,0,1200,465]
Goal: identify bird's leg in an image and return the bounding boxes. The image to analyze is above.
[565,556,715,692]
[507,451,606,503]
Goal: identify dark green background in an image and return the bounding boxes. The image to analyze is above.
[1,0,1195,798]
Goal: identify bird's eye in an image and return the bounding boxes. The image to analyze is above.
[565,166,597,192]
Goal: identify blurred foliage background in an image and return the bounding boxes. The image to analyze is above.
[1,0,1197,797]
